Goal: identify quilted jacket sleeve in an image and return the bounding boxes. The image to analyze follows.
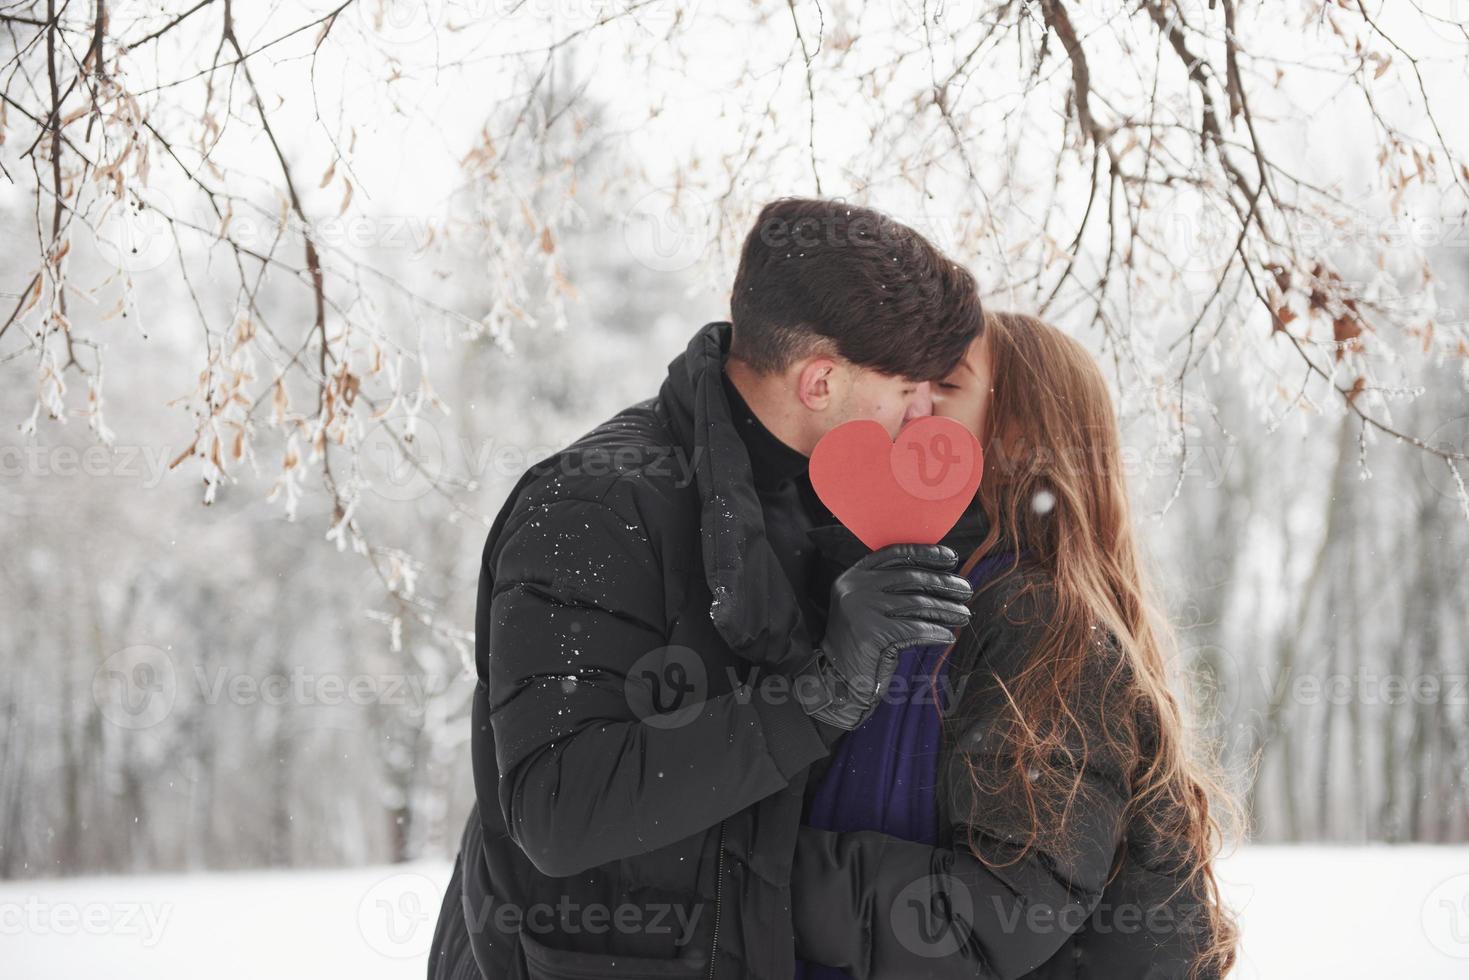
[483,480,833,878]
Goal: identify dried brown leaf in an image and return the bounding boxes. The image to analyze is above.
[1333,315,1363,359]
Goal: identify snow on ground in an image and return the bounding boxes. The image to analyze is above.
[2,846,1467,978]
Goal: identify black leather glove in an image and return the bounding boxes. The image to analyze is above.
[793,543,973,734]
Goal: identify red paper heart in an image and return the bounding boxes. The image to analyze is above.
[809,416,984,551]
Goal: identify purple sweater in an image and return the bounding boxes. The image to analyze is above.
[793,552,1014,980]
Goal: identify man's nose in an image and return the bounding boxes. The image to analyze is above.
[903,382,934,422]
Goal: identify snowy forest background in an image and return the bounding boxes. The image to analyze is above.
[1,0,1466,899]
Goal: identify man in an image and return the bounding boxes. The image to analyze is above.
[428,197,984,980]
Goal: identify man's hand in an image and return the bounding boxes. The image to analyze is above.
[793,543,973,733]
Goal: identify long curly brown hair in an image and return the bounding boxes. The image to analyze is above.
[935,310,1241,980]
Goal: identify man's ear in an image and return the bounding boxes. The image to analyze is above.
[794,356,840,411]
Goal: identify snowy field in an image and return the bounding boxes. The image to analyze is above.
[3,846,1468,978]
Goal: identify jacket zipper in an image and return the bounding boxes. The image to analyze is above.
[707,818,725,980]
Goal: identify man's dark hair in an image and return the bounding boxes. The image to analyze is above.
[728,197,982,379]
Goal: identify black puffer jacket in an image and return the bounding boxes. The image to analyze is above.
[430,321,842,980]
[792,547,1221,977]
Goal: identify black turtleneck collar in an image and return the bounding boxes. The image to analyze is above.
[720,367,810,491]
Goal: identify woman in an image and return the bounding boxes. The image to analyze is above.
[793,311,1240,979]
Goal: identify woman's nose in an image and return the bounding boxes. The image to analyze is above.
[903,382,934,422]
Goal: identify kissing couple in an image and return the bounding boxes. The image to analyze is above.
[429,198,1239,980]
